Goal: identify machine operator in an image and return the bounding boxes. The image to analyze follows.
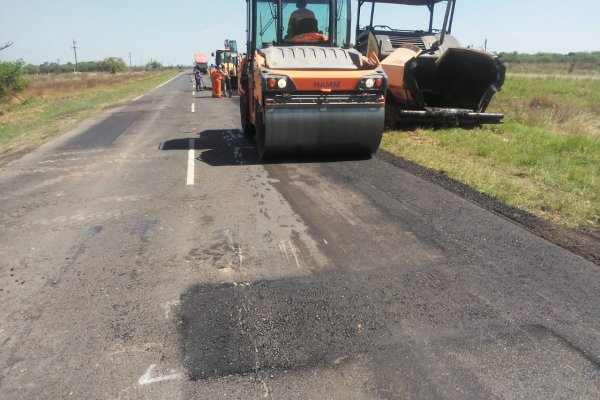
[287,1,316,36]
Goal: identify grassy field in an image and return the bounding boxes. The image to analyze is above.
[503,62,600,76]
[381,71,600,229]
[0,70,181,161]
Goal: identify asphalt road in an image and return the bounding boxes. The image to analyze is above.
[1,73,598,399]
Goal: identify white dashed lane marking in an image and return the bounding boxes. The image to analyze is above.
[187,139,195,186]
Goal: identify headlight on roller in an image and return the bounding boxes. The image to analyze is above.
[263,75,294,92]
[358,75,386,91]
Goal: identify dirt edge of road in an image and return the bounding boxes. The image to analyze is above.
[378,150,600,266]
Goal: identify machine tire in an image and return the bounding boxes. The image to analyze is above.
[240,93,255,140]
[384,92,405,128]
[255,108,268,160]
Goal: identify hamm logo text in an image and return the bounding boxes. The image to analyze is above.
[314,81,341,89]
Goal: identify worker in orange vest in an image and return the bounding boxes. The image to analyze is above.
[209,65,218,97]
[210,65,228,98]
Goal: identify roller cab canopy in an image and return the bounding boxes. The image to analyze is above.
[359,0,446,4]
[357,0,456,34]
[248,0,353,50]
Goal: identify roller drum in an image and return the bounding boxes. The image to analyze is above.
[259,105,385,158]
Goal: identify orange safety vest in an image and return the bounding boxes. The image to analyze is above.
[287,32,328,43]
[210,69,228,97]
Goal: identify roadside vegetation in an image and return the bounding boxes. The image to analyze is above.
[21,58,176,75]
[0,69,180,162]
[381,62,600,229]
[498,51,600,74]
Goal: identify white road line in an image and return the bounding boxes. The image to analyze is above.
[289,242,302,270]
[132,95,143,101]
[138,364,182,385]
[192,90,195,96]
[163,300,180,319]
[155,72,185,89]
[191,103,195,113]
[187,139,195,186]
[279,241,290,263]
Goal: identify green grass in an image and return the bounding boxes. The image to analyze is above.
[382,75,600,228]
[0,70,180,157]
[498,76,600,113]
[503,62,600,75]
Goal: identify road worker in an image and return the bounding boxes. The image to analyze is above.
[220,64,233,97]
[193,66,204,91]
[210,65,228,98]
[210,66,220,98]
[287,1,316,37]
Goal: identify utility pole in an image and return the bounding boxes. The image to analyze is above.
[128,52,132,69]
[71,39,78,73]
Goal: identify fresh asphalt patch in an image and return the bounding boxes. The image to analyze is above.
[179,267,599,397]
[60,111,146,150]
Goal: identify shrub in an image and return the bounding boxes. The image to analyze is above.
[100,57,128,74]
[529,94,558,109]
[0,60,28,100]
[146,61,163,70]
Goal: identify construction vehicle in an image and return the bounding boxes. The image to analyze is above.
[239,0,388,159]
[355,0,505,126]
[212,40,239,90]
[194,53,208,74]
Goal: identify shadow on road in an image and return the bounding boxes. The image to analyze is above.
[159,129,373,167]
[159,129,259,166]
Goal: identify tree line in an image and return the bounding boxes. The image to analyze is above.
[498,51,600,65]
[0,57,178,101]
[22,57,166,74]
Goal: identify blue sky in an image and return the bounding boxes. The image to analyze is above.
[1,0,599,66]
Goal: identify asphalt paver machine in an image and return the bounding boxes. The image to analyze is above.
[356,0,505,126]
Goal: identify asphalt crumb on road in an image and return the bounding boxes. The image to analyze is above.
[377,151,600,266]
[178,270,599,398]
[179,271,485,381]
